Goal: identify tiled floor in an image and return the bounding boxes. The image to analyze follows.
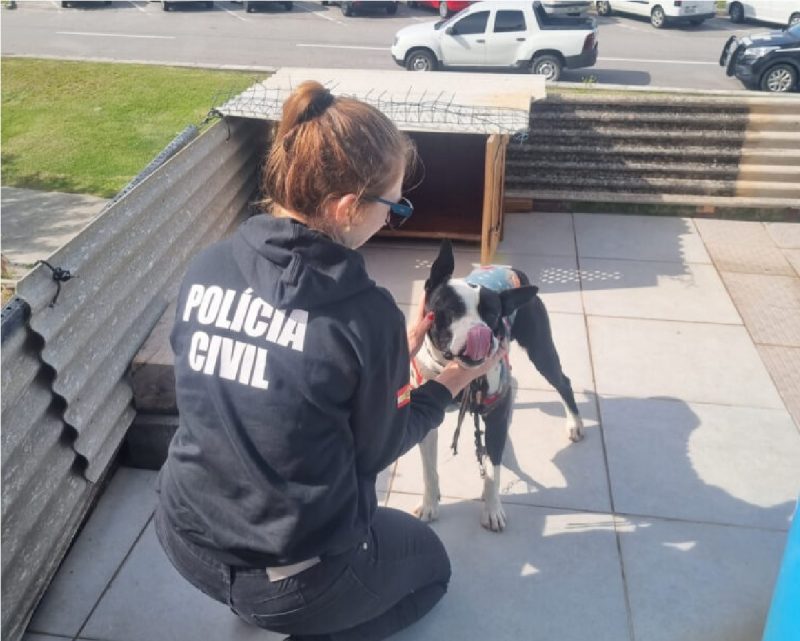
[25,213,800,641]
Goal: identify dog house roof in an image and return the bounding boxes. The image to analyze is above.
[216,67,545,135]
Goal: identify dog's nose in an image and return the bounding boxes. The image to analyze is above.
[463,325,493,361]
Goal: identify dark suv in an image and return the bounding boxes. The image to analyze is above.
[721,24,800,92]
[321,1,399,16]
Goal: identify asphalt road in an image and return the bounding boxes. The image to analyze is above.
[0,0,775,91]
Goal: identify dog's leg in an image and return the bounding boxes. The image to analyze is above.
[511,293,584,443]
[481,394,512,532]
[413,430,440,522]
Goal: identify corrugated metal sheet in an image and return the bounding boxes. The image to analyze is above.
[2,116,266,641]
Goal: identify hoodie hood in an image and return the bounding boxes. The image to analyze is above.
[233,215,375,310]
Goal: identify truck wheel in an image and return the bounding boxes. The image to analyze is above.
[650,5,666,28]
[532,54,562,81]
[386,2,397,14]
[341,2,353,16]
[439,1,449,18]
[790,12,800,26]
[760,64,796,93]
[728,2,744,23]
[595,1,611,16]
[406,49,436,71]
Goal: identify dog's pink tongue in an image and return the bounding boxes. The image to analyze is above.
[463,325,493,361]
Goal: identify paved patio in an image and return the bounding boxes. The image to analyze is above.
[24,212,800,641]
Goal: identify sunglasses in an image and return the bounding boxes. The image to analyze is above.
[371,196,414,230]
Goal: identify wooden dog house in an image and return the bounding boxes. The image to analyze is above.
[218,67,545,264]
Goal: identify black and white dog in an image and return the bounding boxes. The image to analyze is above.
[412,240,583,531]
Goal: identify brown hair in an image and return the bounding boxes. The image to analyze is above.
[262,81,416,233]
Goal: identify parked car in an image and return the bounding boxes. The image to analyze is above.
[595,0,716,27]
[721,23,800,92]
[235,1,293,11]
[161,0,214,9]
[408,1,473,18]
[540,1,592,15]
[726,1,800,28]
[322,1,399,16]
[391,0,598,79]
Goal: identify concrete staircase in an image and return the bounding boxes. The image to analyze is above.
[506,91,800,210]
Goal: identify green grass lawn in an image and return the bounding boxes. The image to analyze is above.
[1,58,262,198]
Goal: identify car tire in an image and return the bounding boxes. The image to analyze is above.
[61,1,71,6]
[790,12,800,27]
[532,54,562,81]
[284,1,293,9]
[438,1,449,18]
[406,49,437,71]
[341,2,353,16]
[650,5,666,28]
[386,2,397,14]
[760,64,797,93]
[728,2,744,23]
[161,0,171,9]
[595,1,611,17]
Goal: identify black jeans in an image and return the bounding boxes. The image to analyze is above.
[154,505,451,641]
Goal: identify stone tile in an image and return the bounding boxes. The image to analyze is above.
[588,316,784,409]
[784,249,800,277]
[764,222,800,250]
[721,272,800,347]
[392,390,610,513]
[575,214,711,264]
[694,218,773,247]
[359,244,480,306]
[28,468,158,638]
[82,523,283,641]
[496,212,577,257]
[758,345,800,432]
[509,311,594,395]
[581,258,742,324]
[385,493,630,641]
[601,396,800,529]
[704,241,795,276]
[491,252,583,314]
[619,516,786,641]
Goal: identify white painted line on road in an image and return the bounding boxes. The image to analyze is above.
[56,31,177,39]
[296,43,388,51]
[296,3,347,26]
[600,56,718,66]
[127,1,150,14]
[219,4,250,22]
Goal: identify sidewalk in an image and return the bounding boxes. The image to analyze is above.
[23,212,800,641]
[1,186,108,279]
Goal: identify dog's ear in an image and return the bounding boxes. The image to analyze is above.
[499,285,538,317]
[425,239,455,294]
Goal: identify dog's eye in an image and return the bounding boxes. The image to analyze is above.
[469,283,479,289]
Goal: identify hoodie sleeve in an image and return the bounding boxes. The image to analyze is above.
[350,310,452,478]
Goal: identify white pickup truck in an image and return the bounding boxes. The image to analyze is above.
[391,0,598,80]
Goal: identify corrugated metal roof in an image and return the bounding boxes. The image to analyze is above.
[218,67,544,135]
[2,116,266,641]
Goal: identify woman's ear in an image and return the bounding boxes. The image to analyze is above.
[328,193,358,229]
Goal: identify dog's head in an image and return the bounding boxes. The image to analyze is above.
[423,240,537,368]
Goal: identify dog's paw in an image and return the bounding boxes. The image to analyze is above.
[480,500,507,532]
[414,497,440,522]
[566,414,585,443]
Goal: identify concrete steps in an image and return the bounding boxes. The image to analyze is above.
[509,92,800,210]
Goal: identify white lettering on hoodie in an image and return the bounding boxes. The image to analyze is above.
[182,284,307,390]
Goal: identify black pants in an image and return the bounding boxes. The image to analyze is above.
[155,505,451,641]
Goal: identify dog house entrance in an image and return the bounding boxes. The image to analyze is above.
[217,68,544,264]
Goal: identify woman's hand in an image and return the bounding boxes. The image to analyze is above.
[407,294,434,359]
[434,339,509,398]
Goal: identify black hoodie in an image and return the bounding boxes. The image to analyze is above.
[158,215,452,568]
